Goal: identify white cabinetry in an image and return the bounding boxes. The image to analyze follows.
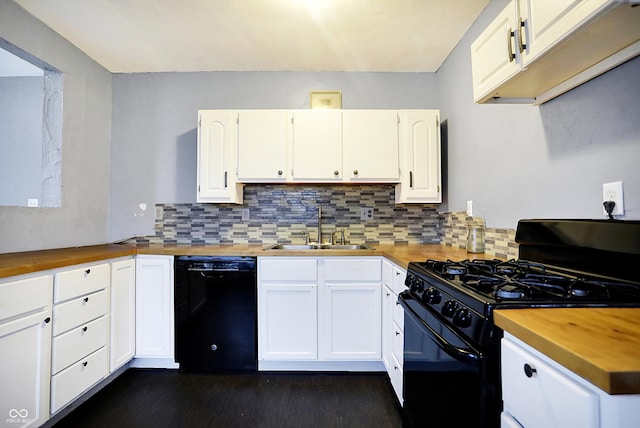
[291,110,343,181]
[237,110,289,182]
[133,255,178,368]
[197,110,243,204]
[110,259,135,372]
[258,258,318,360]
[319,258,382,360]
[258,256,383,371]
[50,263,110,414]
[342,110,399,182]
[472,0,640,104]
[395,110,441,203]
[382,260,406,404]
[501,333,640,428]
[0,275,52,428]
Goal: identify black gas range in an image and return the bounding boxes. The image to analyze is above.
[399,219,640,428]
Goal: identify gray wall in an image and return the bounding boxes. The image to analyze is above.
[0,76,43,206]
[0,0,112,253]
[437,0,640,228]
[109,72,438,241]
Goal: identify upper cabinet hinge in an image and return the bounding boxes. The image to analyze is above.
[236,116,239,124]
[397,114,400,124]
[291,116,294,124]
[436,116,440,127]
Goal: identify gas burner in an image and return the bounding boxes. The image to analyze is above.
[462,274,504,291]
[445,264,467,277]
[496,284,527,300]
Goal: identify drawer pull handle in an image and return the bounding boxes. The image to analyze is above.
[524,363,537,378]
[395,331,400,336]
[85,269,91,275]
[82,326,88,332]
[82,361,88,367]
[83,297,89,303]
[44,317,51,324]
[394,365,398,371]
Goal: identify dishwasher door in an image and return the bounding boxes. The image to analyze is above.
[174,256,257,371]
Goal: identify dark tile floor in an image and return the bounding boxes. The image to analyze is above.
[51,369,403,428]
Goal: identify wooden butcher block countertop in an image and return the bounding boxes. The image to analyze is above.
[495,308,640,395]
[0,242,499,279]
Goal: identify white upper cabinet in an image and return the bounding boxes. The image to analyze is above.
[237,110,289,182]
[197,110,243,204]
[471,2,520,103]
[291,109,343,181]
[472,0,640,104]
[342,110,399,182]
[395,110,441,204]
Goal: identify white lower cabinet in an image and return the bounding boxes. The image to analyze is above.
[502,333,640,428]
[0,275,53,428]
[382,259,406,404]
[50,262,111,414]
[110,259,136,372]
[258,257,383,370]
[133,255,178,368]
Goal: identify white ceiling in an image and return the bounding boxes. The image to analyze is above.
[14,0,489,73]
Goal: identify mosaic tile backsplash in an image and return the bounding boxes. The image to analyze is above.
[132,184,441,245]
[128,184,518,258]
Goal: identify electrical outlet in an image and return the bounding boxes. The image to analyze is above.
[242,208,250,221]
[603,181,624,216]
[466,200,473,216]
[360,207,374,220]
[27,198,39,207]
[155,205,164,221]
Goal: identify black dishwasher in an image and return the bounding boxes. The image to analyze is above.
[174,256,257,371]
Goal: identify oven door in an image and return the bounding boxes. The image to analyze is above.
[399,291,500,428]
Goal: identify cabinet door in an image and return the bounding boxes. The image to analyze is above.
[110,259,135,372]
[237,110,288,182]
[319,282,381,360]
[395,110,441,203]
[470,1,520,102]
[343,110,399,182]
[502,337,599,428]
[382,283,394,370]
[0,309,51,427]
[518,0,610,67]
[291,110,342,181]
[197,110,243,204]
[258,284,318,360]
[135,256,176,364]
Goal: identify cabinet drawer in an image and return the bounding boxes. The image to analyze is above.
[501,337,598,428]
[52,315,108,375]
[50,346,108,414]
[259,258,317,281]
[324,258,381,281]
[0,275,52,322]
[389,352,403,404]
[391,267,407,295]
[53,289,109,336]
[392,320,403,365]
[392,297,404,332]
[54,263,110,303]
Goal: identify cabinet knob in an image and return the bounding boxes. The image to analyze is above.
[395,331,400,336]
[44,317,51,324]
[85,269,91,275]
[83,297,89,303]
[353,170,358,176]
[82,361,88,367]
[524,363,537,378]
[333,170,339,176]
[277,170,283,176]
[82,326,88,332]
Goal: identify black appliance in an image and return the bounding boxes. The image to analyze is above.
[174,256,257,371]
[399,219,640,428]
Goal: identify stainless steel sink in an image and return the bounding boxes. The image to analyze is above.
[264,243,374,251]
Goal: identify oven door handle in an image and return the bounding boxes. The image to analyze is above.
[399,293,481,366]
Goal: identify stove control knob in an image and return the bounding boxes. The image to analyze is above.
[441,300,457,317]
[423,287,441,304]
[453,308,472,328]
[409,276,424,292]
